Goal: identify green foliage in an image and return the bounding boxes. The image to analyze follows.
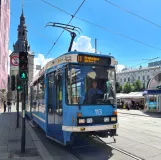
[123,82,131,93]
[116,82,123,93]
[133,80,142,91]
[122,80,142,93]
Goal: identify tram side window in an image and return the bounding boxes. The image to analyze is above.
[67,67,82,104]
[48,73,54,112]
[37,76,45,109]
[33,82,38,110]
[56,73,63,114]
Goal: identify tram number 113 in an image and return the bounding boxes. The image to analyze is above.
[95,109,102,115]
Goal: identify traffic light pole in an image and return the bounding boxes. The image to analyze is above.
[16,76,19,128]
[21,81,26,153]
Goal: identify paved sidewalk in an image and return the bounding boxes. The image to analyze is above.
[0,112,53,160]
[118,109,161,118]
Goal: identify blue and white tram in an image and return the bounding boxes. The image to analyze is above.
[26,51,119,145]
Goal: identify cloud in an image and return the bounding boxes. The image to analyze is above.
[116,64,125,73]
[72,36,96,53]
[34,53,52,75]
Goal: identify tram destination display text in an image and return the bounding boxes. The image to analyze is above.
[77,54,111,65]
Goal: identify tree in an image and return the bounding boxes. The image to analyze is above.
[133,80,142,91]
[123,82,131,93]
[116,82,122,93]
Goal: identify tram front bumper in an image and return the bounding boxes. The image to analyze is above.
[62,123,119,132]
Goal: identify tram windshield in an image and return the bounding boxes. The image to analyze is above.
[66,64,116,105]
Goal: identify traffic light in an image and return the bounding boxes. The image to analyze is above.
[19,52,28,80]
[17,76,22,91]
[11,75,15,91]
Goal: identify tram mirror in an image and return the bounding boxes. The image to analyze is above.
[87,71,96,79]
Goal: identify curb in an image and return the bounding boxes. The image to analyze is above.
[26,122,53,160]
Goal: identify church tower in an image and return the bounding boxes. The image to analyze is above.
[13,8,30,53]
[9,9,34,101]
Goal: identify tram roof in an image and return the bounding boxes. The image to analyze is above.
[30,51,117,86]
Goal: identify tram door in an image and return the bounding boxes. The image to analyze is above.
[47,72,63,142]
[54,72,63,142]
[47,72,55,136]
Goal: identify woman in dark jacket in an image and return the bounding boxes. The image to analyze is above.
[3,101,6,113]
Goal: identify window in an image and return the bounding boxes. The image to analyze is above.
[147,75,150,80]
[124,78,126,82]
[55,72,63,114]
[18,32,21,38]
[120,78,122,82]
[37,76,45,108]
[48,72,54,111]
[143,76,145,80]
[67,66,82,104]
[32,81,38,111]
[128,77,130,82]
[138,76,140,80]
[66,65,116,105]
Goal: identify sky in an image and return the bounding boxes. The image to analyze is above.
[8,0,161,73]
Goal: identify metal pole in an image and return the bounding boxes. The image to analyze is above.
[16,76,19,128]
[21,81,26,153]
[95,38,97,53]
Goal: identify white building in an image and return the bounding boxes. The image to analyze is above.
[116,65,161,89]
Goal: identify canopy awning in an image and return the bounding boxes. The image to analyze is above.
[143,89,161,95]
[116,92,144,99]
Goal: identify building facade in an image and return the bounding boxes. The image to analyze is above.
[0,0,10,90]
[0,0,10,105]
[8,9,34,101]
[116,65,161,89]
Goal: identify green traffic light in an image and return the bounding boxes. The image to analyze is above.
[17,85,21,90]
[20,72,27,79]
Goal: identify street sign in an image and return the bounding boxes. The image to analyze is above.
[10,55,19,71]
[10,55,19,66]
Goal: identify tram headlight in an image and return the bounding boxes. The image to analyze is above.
[111,117,117,122]
[104,117,109,122]
[86,118,93,123]
[79,119,85,124]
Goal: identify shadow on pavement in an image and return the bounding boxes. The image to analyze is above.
[33,125,114,160]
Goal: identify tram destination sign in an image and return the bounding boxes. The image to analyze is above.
[77,54,111,65]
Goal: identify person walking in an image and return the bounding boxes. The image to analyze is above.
[7,101,12,112]
[127,100,131,110]
[3,101,6,113]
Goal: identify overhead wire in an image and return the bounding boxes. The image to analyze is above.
[40,0,161,51]
[104,0,161,29]
[129,57,161,68]
[41,0,86,63]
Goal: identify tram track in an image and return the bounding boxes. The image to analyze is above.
[94,137,145,160]
[68,136,145,160]
[107,144,144,160]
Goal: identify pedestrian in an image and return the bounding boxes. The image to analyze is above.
[7,101,12,112]
[127,100,131,110]
[3,101,6,113]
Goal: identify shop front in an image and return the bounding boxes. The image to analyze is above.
[143,72,161,112]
